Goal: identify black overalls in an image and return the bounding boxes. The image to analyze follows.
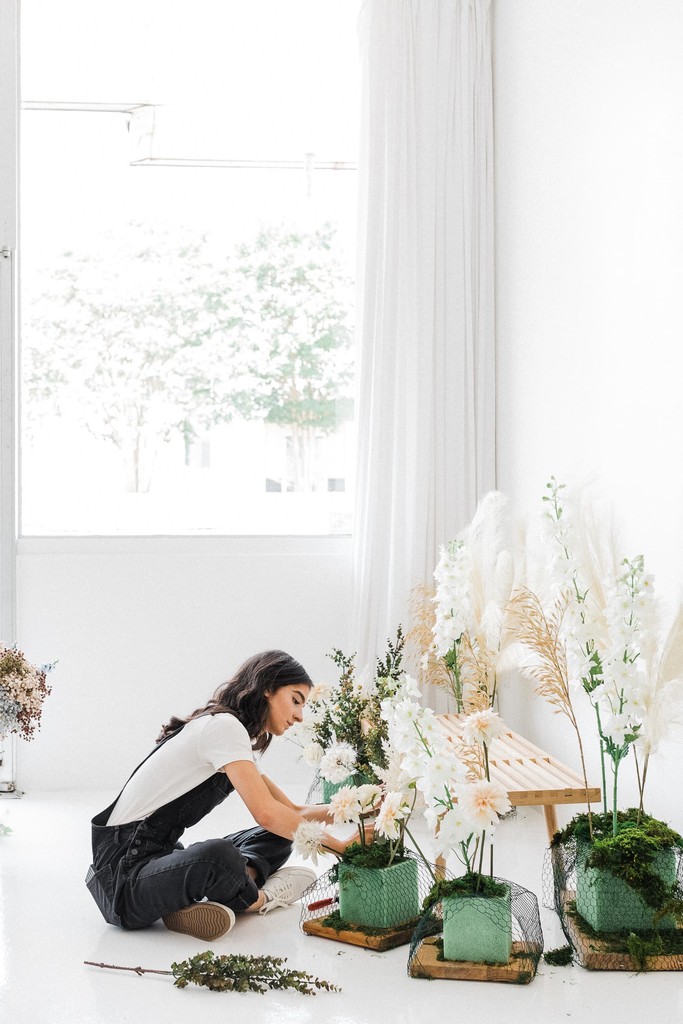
[86,727,292,929]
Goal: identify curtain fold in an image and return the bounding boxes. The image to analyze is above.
[351,0,495,697]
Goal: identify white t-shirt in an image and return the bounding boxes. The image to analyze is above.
[106,713,258,826]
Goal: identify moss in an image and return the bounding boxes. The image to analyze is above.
[423,873,508,910]
[626,932,664,971]
[330,840,405,881]
[567,901,683,957]
[551,808,682,849]
[543,945,574,966]
[339,840,409,870]
[553,810,683,921]
[320,909,419,937]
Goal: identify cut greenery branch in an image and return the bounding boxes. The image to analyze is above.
[84,950,340,995]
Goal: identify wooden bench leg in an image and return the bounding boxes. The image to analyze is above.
[543,804,559,842]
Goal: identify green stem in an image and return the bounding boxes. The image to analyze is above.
[489,671,497,710]
[639,752,650,820]
[595,705,608,816]
[476,830,486,889]
[461,837,474,875]
[451,642,463,712]
[612,758,620,838]
[404,826,438,883]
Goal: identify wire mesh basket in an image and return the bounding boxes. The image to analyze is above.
[407,875,543,984]
[300,850,435,950]
[544,834,683,971]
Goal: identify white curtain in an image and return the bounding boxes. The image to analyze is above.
[351,0,495,696]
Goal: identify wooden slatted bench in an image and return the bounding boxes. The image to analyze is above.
[438,713,601,841]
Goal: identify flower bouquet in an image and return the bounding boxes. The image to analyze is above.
[383,687,525,968]
[0,643,52,741]
[367,673,541,981]
[290,629,406,802]
[511,479,683,969]
[0,643,53,794]
[296,676,436,947]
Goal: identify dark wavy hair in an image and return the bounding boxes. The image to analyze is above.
[157,650,312,753]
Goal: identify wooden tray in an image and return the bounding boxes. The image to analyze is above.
[409,935,540,983]
[562,892,683,971]
[302,915,417,950]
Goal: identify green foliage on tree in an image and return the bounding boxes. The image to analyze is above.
[23,220,353,493]
[212,222,354,491]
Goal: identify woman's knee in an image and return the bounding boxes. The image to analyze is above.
[189,838,245,877]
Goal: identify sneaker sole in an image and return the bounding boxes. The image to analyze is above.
[162,902,235,941]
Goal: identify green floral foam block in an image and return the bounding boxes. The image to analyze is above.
[322,773,370,802]
[442,888,513,964]
[575,844,678,933]
[338,858,419,930]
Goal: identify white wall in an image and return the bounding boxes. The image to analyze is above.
[494,1,683,826]
[16,536,352,792]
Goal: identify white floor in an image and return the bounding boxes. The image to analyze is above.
[1,789,682,1024]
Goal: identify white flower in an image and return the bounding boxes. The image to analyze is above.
[460,709,506,747]
[302,742,324,767]
[372,743,414,794]
[375,791,411,841]
[355,666,378,697]
[308,683,332,703]
[355,784,382,811]
[432,806,473,858]
[394,673,422,701]
[415,748,465,804]
[399,746,433,784]
[453,779,510,831]
[329,786,362,824]
[318,741,357,783]
[292,820,327,865]
[600,711,638,745]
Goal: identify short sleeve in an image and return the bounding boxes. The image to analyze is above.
[197,713,256,771]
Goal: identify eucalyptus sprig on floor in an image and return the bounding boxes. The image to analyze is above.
[85,950,340,995]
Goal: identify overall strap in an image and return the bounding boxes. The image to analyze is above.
[92,728,180,827]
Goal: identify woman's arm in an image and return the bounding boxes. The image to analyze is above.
[224,761,346,853]
[260,773,334,823]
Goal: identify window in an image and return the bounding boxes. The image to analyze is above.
[20,0,358,535]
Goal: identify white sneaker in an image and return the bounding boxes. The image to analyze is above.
[258,866,317,914]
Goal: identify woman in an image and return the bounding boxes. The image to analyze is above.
[86,650,351,941]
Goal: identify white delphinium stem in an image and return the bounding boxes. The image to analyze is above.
[598,555,655,834]
[381,683,512,885]
[432,537,470,709]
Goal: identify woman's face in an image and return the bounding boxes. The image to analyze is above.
[264,682,310,736]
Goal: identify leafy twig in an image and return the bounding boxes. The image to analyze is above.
[84,961,171,977]
[85,951,340,995]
